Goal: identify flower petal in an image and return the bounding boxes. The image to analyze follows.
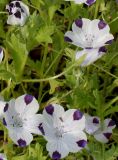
[0,153,7,160]
[46,140,69,159]
[63,131,87,152]
[63,109,85,131]
[104,118,116,130]
[94,131,112,143]
[8,128,33,147]
[14,94,39,117]
[75,48,106,66]
[85,114,100,134]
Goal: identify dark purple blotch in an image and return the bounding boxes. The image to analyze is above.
[45,104,54,115]
[73,110,83,120]
[4,103,9,112]
[3,118,7,126]
[99,46,107,53]
[103,133,112,139]
[52,151,61,160]
[0,48,2,54]
[17,139,27,147]
[24,94,33,105]
[15,1,21,8]
[98,20,107,30]
[76,140,87,148]
[64,36,73,42]
[108,120,115,127]
[14,10,21,19]
[86,0,95,6]
[38,123,45,135]
[93,117,99,124]
[0,158,3,160]
[105,40,113,44]
[75,19,83,28]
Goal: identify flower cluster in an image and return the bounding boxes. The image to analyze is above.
[64,18,114,66]
[0,95,116,159]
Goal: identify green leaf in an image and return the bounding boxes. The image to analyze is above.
[6,34,28,80]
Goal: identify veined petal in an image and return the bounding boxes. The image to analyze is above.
[104,118,116,130]
[85,114,100,134]
[94,131,112,143]
[9,128,33,147]
[24,114,44,135]
[85,0,96,6]
[75,48,106,66]
[63,109,85,131]
[43,104,64,125]
[14,94,39,117]
[46,140,69,159]
[63,131,87,152]
[0,101,6,119]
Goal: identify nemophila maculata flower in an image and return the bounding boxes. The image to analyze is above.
[65,0,96,6]
[0,153,7,160]
[65,18,113,66]
[64,18,114,49]
[85,114,116,143]
[0,48,4,63]
[6,0,29,26]
[2,94,43,147]
[40,104,87,159]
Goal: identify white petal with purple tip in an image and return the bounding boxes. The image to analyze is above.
[0,153,7,160]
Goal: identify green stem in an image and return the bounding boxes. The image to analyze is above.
[94,0,99,19]
[22,62,77,83]
[109,17,118,25]
[38,43,48,100]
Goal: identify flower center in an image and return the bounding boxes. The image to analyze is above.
[11,114,23,128]
[85,34,95,47]
[55,125,65,138]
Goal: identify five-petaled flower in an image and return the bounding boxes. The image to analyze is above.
[0,153,7,160]
[85,114,116,143]
[65,0,96,6]
[40,104,87,159]
[6,0,29,26]
[64,18,114,66]
[3,94,42,147]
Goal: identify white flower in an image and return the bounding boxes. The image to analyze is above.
[6,1,29,26]
[0,153,7,160]
[64,18,114,49]
[75,47,107,66]
[3,94,42,147]
[0,48,4,63]
[65,0,96,6]
[85,114,116,143]
[40,104,87,159]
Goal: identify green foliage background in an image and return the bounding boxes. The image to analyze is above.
[0,0,118,159]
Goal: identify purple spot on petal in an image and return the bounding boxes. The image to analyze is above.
[3,118,7,126]
[0,158,3,160]
[15,2,21,8]
[93,118,99,124]
[77,140,87,148]
[17,139,27,147]
[108,120,115,127]
[52,151,61,160]
[86,0,95,6]
[105,40,113,44]
[99,46,107,53]
[75,19,83,28]
[98,20,107,30]
[9,3,14,8]
[103,133,112,139]
[45,104,54,115]
[24,94,33,105]
[14,10,21,19]
[73,110,83,120]
[38,123,45,135]
[4,103,9,112]
[64,36,73,42]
